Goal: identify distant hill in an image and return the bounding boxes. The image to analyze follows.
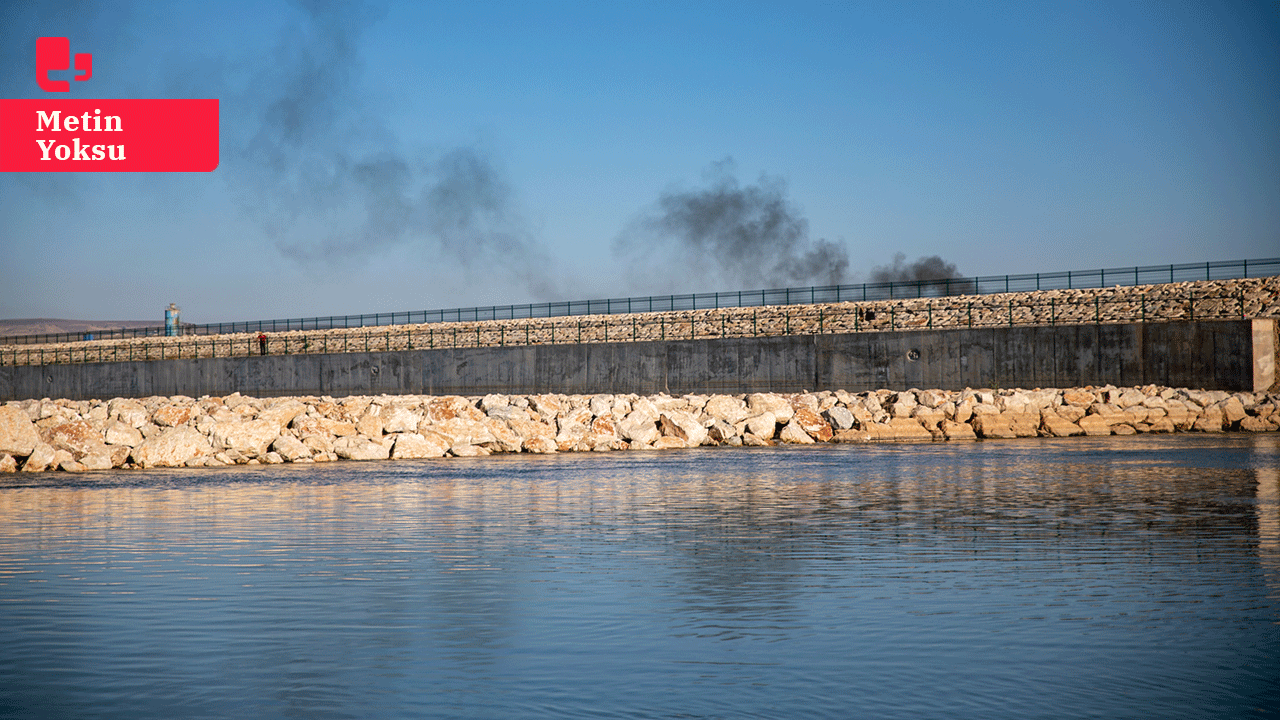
[0,318,159,338]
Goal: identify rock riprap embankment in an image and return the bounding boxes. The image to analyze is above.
[1,386,1277,472]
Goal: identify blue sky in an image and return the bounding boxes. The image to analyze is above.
[1,0,1276,324]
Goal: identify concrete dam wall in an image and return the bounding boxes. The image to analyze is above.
[1,319,1273,402]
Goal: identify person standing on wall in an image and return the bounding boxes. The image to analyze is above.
[258,333,267,356]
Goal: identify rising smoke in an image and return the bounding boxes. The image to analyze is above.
[234,0,552,297]
[616,160,850,291]
[870,253,972,294]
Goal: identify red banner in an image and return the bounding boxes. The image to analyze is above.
[0,99,218,172]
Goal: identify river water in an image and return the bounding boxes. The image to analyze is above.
[2,435,1278,719]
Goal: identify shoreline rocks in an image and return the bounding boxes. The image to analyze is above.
[1,385,1277,473]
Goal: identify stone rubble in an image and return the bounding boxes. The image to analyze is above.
[1,385,1277,473]
[4,276,1276,365]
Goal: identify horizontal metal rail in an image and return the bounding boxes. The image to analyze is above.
[2,287,1270,368]
[3,257,1277,346]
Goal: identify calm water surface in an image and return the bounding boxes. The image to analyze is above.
[2,435,1278,719]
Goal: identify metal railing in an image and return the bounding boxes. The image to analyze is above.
[3,286,1271,367]
[3,257,1277,347]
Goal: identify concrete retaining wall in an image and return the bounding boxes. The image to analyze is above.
[1,319,1273,401]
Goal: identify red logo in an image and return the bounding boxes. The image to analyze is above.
[37,37,92,92]
[1,37,219,172]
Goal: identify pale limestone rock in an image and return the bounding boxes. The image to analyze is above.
[380,406,423,434]
[60,459,87,473]
[271,435,312,461]
[50,449,73,469]
[450,443,491,457]
[1117,389,1146,408]
[355,409,384,438]
[1240,416,1276,432]
[479,394,510,413]
[779,421,816,444]
[940,421,977,440]
[911,407,948,431]
[747,394,794,423]
[482,417,524,453]
[824,406,855,431]
[433,417,497,447]
[152,404,193,427]
[131,427,212,468]
[104,421,143,447]
[589,395,615,417]
[1040,411,1084,437]
[972,414,1018,439]
[45,421,108,459]
[506,415,557,444]
[263,452,285,464]
[1077,415,1113,436]
[302,434,334,456]
[333,436,391,460]
[1062,389,1095,407]
[21,443,56,472]
[629,397,661,424]
[211,419,281,455]
[887,417,935,440]
[744,412,778,440]
[0,454,15,473]
[1193,409,1225,432]
[742,432,773,446]
[652,436,688,450]
[790,394,820,414]
[707,419,738,444]
[1217,397,1248,424]
[1147,417,1176,433]
[617,412,660,445]
[703,396,750,425]
[0,406,41,457]
[109,399,149,428]
[659,411,708,448]
[1112,424,1137,436]
[258,399,308,427]
[523,436,558,454]
[386,427,442,456]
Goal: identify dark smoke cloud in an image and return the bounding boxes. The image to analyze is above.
[234,0,551,296]
[869,253,972,294]
[616,160,849,291]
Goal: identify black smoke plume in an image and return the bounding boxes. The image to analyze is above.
[233,0,551,297]
[869,253,973,295]
[616,160,849,291]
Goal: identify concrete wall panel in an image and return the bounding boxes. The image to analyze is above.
[0,320,1267,401]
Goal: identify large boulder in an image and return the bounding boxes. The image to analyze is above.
[658,411,708,448]
[390,433,447,459]
[747,394,794,424]
[333,436,391,461]
[152,404,194,427]
[616,412,660,445]
[0,406,41,457]
[103,420,144,447]
[210,419,281,455]
[131,427,212,468]
[44,421,108,458]
[791,408,833,441]
[20,443,57,472]
[703,396,750,425]
[270,435,313,461]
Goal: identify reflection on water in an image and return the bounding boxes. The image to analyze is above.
[1,435,1278,719]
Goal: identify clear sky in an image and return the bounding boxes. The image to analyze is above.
[1,0,1276,325]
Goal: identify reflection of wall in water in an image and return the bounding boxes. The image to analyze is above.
[1258,467,1279,597]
